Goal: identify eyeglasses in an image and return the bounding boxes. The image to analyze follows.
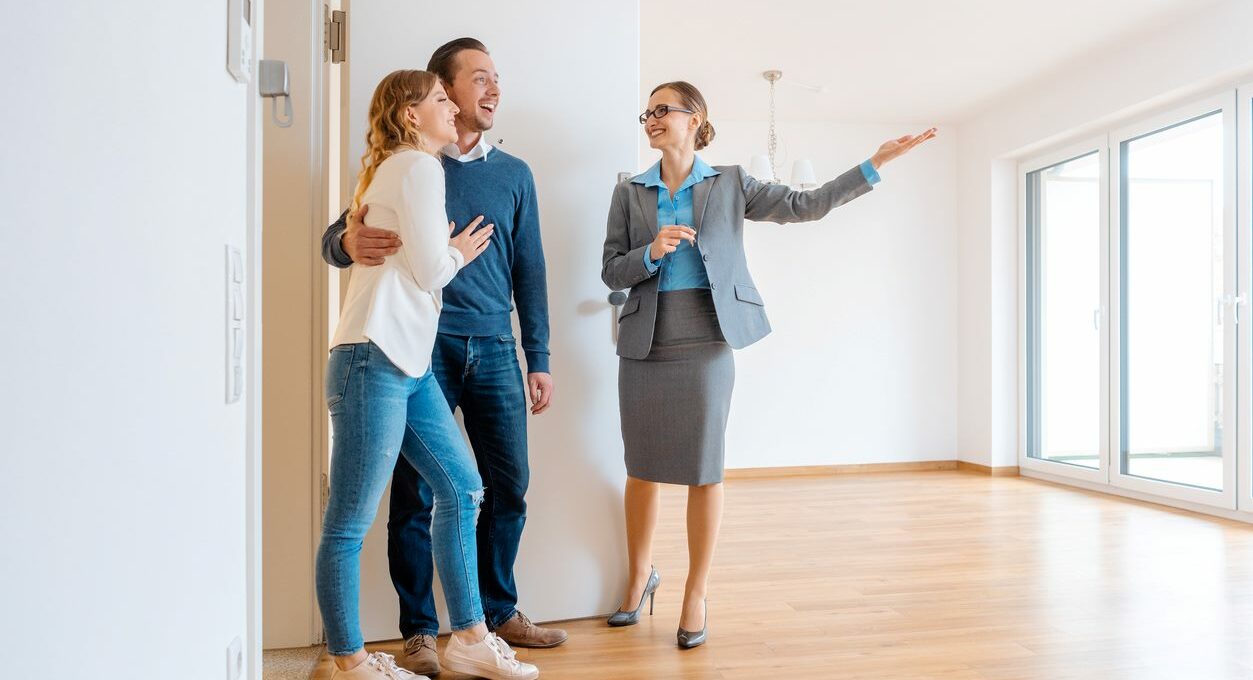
[639,105,694,125]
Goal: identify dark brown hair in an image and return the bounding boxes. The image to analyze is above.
[650,81,716,150]
[426,37,490,85]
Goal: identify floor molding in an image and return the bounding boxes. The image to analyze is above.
[955,460,1021,477]
[725,460,958,479]
[724,460,1020,480]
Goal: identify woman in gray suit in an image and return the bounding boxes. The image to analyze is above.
[601,80,935,648]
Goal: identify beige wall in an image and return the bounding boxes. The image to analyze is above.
[262,0,330,649]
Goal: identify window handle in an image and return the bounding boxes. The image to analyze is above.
[1223,293,1248,325]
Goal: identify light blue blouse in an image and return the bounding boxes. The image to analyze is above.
[636,157,881,291]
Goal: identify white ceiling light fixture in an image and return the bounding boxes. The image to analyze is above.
[749,69,817,190]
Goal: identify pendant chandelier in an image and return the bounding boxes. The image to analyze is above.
[748,70,818,190]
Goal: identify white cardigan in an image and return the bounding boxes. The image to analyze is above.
[331,150,464,377]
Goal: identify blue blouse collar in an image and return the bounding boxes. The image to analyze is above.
[631,156,720,192]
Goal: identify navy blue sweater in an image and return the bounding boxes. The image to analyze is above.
[324,149,550,373]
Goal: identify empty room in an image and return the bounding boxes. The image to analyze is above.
[5,1,1253,679]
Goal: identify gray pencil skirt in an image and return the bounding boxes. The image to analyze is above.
[618,289,735,486]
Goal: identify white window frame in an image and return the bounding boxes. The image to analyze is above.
[1018,138,1110,486]
[1108,92,1238,509]
[1238,83,1253,515]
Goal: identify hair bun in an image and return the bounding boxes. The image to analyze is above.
[696,120,716,150]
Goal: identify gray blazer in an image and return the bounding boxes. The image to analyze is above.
[601,164,873,359]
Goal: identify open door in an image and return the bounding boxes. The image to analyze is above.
[336,0,641,641]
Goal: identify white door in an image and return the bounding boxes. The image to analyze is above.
[1109,94,1238,509]
[1019,138,1110,486]
[339,0,640,641]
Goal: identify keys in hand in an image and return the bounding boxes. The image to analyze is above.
[650,225,696,262]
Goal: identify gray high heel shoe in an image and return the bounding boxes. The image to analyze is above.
[676,599,707,649]
[607,567,660,627]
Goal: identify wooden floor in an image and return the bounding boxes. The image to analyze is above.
[312,471,1253,679]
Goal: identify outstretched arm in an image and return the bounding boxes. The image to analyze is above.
[744,127,937,224]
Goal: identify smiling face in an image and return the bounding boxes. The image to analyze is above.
[444,48,500,134]
[407,81,460,150]
[644,87,701,152]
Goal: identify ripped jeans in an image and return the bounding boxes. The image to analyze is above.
[317,341,485,655]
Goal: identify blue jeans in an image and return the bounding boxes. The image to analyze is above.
[387,332,530,636]
[316,341,485,656]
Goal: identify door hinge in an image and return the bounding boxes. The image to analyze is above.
[324,7,346,64]
[320,472,330,515]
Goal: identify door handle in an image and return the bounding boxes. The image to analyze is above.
[609,291,627,344]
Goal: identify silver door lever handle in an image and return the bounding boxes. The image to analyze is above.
[609,291,627,343]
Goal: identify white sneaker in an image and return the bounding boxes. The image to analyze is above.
[331,652,429,680]
[443,632,540,680]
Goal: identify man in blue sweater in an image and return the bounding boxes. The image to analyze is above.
[322,38,563,675]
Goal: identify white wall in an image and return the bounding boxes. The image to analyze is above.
[0,2,256,678]
[345,0,639,637]
[642,121,960,468]
[955,0,1253,467]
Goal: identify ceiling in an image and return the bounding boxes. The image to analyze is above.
[640,0,1226,124]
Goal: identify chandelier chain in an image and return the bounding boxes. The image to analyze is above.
[767,77,778,182]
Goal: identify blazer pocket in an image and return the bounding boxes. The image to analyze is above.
[618,296,641,320]
[734,284,765,307]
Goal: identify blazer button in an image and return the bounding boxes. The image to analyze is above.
[702,254,710,262]
[710,284,718,291]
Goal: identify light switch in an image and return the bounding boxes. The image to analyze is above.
[226,244,245,404]
[231,250,244,283]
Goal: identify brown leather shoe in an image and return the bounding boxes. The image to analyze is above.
[399,634,441,676]
[493,611,568,648]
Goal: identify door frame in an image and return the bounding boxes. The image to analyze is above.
[259,0,339,650]
[1238,83,1253,515]
[245,3,266,678]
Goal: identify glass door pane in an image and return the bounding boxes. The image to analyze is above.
[1027,152,1102,469]
[1119,112,1225,491]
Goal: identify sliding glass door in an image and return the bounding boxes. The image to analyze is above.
[1021,141,1108,484]
[1110,95,1236,507]
[1022,93,1244,511]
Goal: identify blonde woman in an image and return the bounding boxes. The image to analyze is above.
[317,69,539,680]
[602,80,936,648]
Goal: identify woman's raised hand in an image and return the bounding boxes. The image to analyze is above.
[450,215,495,266]
[650,225,697,262]
[870,127,938,169]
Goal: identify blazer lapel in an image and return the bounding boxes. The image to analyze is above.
[692,175,713,236]
[634,183,659,238]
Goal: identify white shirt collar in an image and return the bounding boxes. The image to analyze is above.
[442,133,493,163]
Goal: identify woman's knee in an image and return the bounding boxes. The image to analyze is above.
[431,464,484,511]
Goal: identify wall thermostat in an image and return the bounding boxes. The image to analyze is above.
[227,0,254,83]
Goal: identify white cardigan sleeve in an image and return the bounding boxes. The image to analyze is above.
[393,153,465,291]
